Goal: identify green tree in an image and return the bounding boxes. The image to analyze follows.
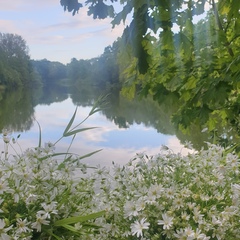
[67,39,120,91]
[0,33,35,88]
[90,41,120,89]
[67,58,92,86]
[32,59,67,86]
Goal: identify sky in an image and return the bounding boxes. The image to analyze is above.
[0,1,210,65]
[0,0,125,64]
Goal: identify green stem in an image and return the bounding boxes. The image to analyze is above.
[64,134,76,160]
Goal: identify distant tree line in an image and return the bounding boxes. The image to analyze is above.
[31,40,121,91]
[67,40,120,90]
[31,59,67,87]
[0,31,121,93]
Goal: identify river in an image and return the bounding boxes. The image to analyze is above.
[0,86,197,168]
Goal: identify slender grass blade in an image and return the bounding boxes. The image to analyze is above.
[61,224,79,233]
[77,149,102,160]
[63,107,78,135]
[54,211,105,226]
[63,127,98,137]
[35,119,42,148]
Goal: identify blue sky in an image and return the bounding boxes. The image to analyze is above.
[0,0,125,64]
[0,1,209,64]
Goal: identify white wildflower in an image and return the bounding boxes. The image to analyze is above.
[124,201,139,219]
[37,202,58,219]
[32,213,50,232]
[0,180,12,194]
[184,226,195,239]
[158,213,174,230]
[0,219,12,240]
[130,218,150,237]
[16,218,32,234]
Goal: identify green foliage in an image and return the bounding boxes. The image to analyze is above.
[87,0,115,19]
[0,33,36,89]
[117,1,240,143]
[60,0,83,15]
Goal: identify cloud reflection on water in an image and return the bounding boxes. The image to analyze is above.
[0,97,191,168]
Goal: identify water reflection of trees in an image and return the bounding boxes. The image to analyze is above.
[69,84,239,151]
[0,88,35,133]
[68,84,206,149]
[37,85,69,105]
[70,84,99,107]
[1,83,237,152]
[0,84,69,133]
[101,92,177,135]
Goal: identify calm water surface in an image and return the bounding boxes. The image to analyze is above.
[0,91,190,168]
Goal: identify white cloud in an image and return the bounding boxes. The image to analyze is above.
[0,20,17,33]
[0,1,22,11]
[0,0,57,11]
[0,2,125,62]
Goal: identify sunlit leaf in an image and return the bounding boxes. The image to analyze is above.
[208,117,218,132]
[160,30,174,51]
[183,76,197,90]
[166,76,182,91]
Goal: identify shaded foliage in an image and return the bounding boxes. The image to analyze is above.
[0,33,37,89]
